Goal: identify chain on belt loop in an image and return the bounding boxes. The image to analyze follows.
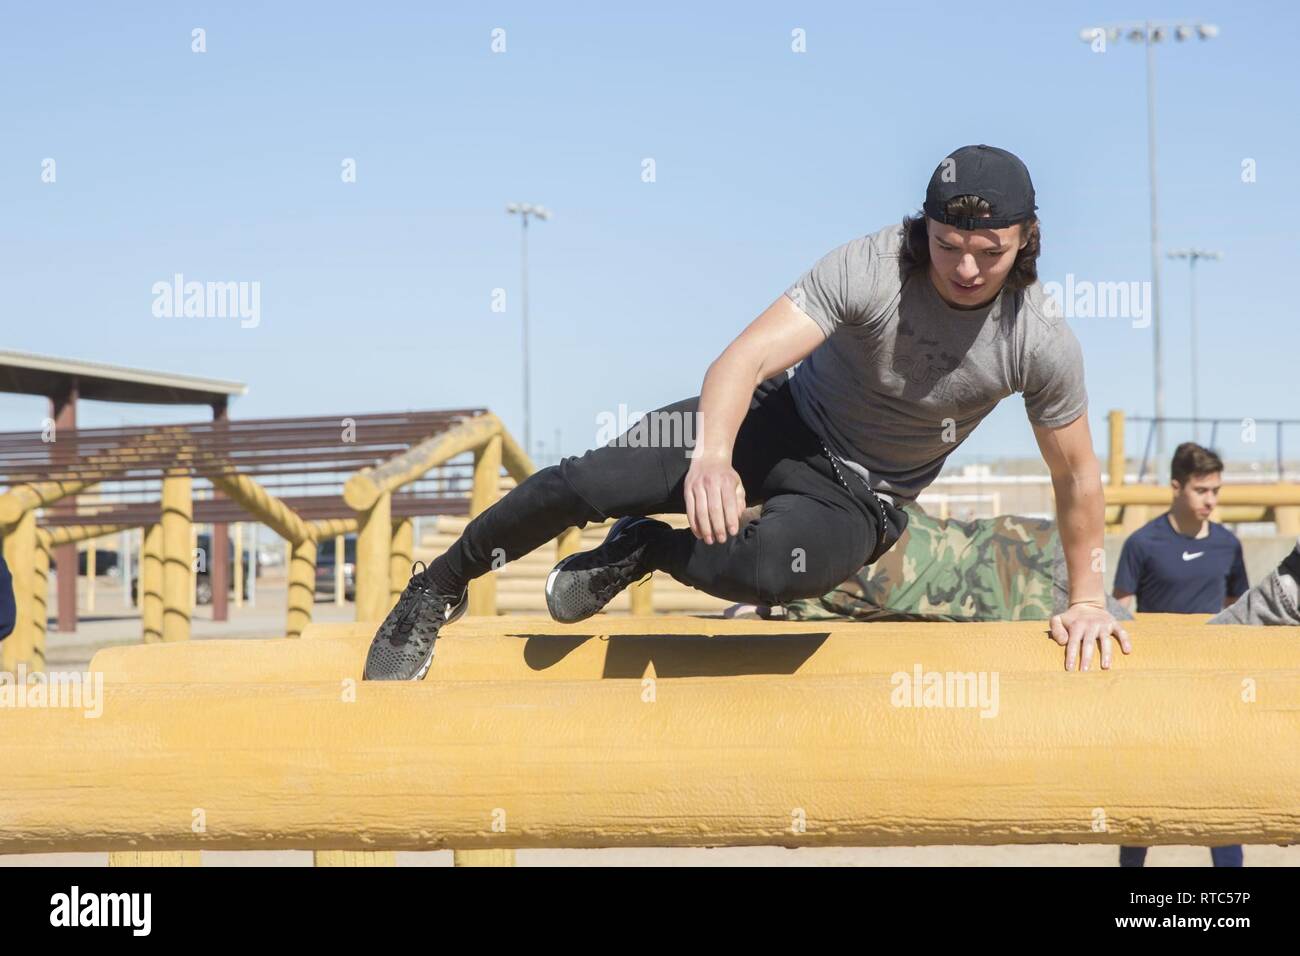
[817,438,894,540]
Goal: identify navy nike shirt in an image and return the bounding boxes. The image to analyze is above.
[1114,512,1249,614]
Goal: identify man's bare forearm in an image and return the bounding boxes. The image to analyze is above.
[1054,463,1107,606]
[693,353,763,463]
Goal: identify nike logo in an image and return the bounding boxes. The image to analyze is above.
[1182,551,1205,561]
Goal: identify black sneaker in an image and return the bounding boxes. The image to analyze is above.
[545,516,671,623]
[363,563,469,681]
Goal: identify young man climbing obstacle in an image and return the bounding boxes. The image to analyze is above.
[365,143,1130,680]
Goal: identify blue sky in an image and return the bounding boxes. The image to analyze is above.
[2,1,1296,471]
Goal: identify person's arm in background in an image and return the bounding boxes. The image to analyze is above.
[0,551,16,641]
[686,294,826,544]
[1112,535,1141,614]
[1033,414,1132,671]
[1224,539,1250,609]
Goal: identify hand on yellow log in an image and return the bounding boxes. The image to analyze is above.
[1050,603,1133,672]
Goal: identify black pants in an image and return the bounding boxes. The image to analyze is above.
[438,374,907,606]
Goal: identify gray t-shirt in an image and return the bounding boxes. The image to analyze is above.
[784,223,1087,504]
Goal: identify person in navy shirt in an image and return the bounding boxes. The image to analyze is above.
[0,550,15,642]
[1113,442,1249,868]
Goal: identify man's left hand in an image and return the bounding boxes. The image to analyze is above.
[1049,603,1132,671]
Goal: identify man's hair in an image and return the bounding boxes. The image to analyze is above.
[1171,442,1224,485]
[899,194,1041,291]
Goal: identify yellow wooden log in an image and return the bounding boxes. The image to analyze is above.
[190,525,198,612]
[495,418,536,483]
[313,850,396,867]
[308,518,359,539]
[344,413,501,512]
[89,617,1298,685]
[32,531,50,669]
[109,851,201,867]
[556,527,582,562]
[2,667,1297,852]
[629,574,653,616]
[390,519,413,606]
[1107,410,1124,489]
[1108,482,1300,506]
[1275,506,1300,537]
[141,523,163,643]
[161,475,192,643]
[468,435,503,616]
[1120,504,1150,535]
[454,849,516,867]
[1,510,38,673]
[355,492,391,622]
[286,538,317,640]
[204,470,311,545]
[42,524,134,547]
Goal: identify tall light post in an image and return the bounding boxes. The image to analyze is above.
[1167,248,1221,441]
[1079,20,1219,462]
[506,202,551,459]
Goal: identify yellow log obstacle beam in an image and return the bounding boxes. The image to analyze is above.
[467,434,502,616]
[87,617,1300,684]
[1106,483,1300,506]
[1,666,1296,852]
[204,470,312,545]
[343,413,502,512]
[161,474,192,642]
[286,539,317,639]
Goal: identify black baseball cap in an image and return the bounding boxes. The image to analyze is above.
[923,144,1037,230]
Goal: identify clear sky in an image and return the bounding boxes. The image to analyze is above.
[2,1,1296,472]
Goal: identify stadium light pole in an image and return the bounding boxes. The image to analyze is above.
[1167,248,1222,442]
[506,202,551,459]
[1079,20,1219,464]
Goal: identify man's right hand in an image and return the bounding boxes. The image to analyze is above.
[684,454,746,544]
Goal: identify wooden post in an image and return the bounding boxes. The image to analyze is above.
[1,510,37,673]
[162,474,193,643]
[1121,505,1151,536]
[141,523,163,643]
[1107,410,1126,489]
[286,538,317,639]
[468,435,503,616]
[1275,506,1300,537]
[33,532,50,668]
[390,519,414,605]
[355,492,392,621]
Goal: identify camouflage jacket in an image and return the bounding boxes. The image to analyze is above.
[783,505,1130,622]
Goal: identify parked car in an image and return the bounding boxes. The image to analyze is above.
[76,548,121,577]
[314,535,356,601]
[132,532,254,605]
